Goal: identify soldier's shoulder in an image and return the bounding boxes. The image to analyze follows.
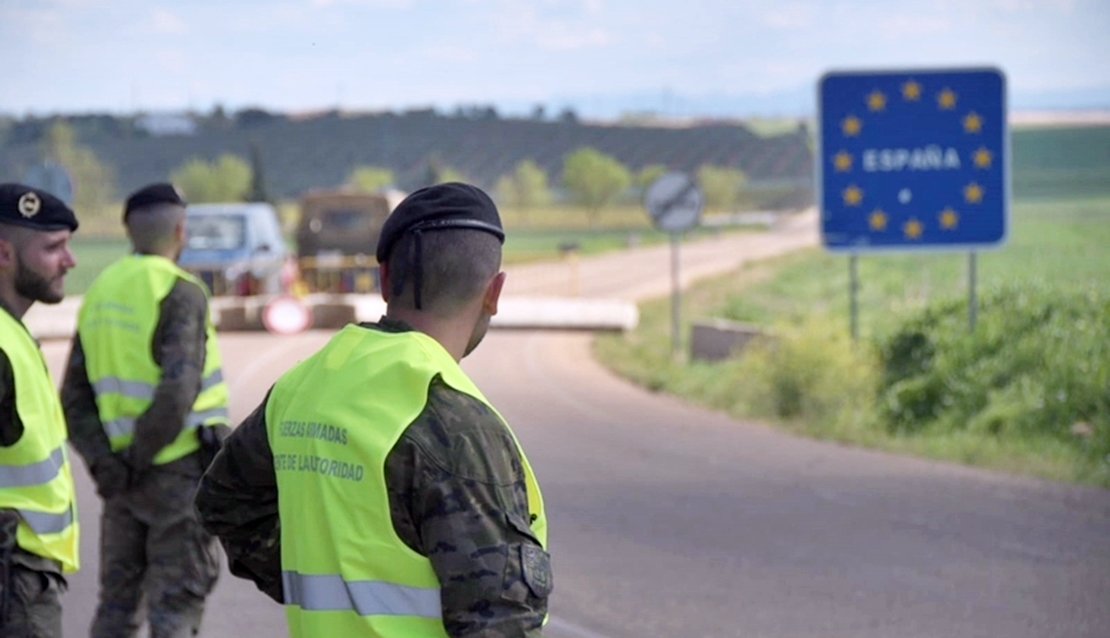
[401,377,523,485]
[168,275,209,310]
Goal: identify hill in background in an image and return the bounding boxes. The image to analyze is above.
[0,108,812,204]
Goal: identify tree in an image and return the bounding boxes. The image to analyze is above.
[495,159,552,225]
[246,142,270,203]
[696,164,747,211]
[40,121,117,216]
[346,165,395,192]
[562,147,631,224]
[494,175,518,208]
[422,155,467,188]
[635,164,668,197]
[170,154,251,203]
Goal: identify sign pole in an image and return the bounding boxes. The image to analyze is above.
[849,254,859,341]
[643,171,703,358]
[968,251,978,332]
[670,233,681,356]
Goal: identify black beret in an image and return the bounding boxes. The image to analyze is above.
[0,183,78,232]
[124,182,187,221]
[376,182,504,263]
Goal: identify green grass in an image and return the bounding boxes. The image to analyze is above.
[67,236,129,295]
[65,203,749,294]
[595,196,1110,486]
[715,196,1110,339]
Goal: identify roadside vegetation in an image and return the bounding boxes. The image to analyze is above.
[595,191,1110,487]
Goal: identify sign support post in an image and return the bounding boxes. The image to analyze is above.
[968,252,978,332]
[644,172,704,358]
[849,254,859,341]
[670,234,682,355]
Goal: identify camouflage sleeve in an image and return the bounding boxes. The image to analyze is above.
[194,390,283,604]
[385,378,551,638]
[0,347,23,447]
[60,335,113,462]
[130,277,208,471]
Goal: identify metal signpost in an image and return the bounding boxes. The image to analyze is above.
[644,172,704,356]
[818,68,1008,337]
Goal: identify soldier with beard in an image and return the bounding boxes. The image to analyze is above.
[0,184,81,638]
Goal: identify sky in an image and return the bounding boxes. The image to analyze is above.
[2,0,1109,119]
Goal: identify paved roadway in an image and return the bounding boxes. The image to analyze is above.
[39,212,1110,637]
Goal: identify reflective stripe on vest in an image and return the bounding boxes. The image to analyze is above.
[78,255,229,465]
[102,407,230,439]
[282,571,441,618]
[20,504,75,535]
[0,309,80,573]
[92,369,225,402]
[268,326,546,637]
[0,446,64,488]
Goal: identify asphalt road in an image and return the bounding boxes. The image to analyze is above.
[36,213,1110,637]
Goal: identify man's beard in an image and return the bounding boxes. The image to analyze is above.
[14,257,64,304]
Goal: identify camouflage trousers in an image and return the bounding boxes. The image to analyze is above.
[91,460,220,638]
[3,566,66,638]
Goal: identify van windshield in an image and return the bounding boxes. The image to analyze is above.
[321,208,367,231]
[186,215,246,250]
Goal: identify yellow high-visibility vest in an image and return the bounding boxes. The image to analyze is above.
[0,309,79,572]
[266,325,547,637]
[78,254,228,465]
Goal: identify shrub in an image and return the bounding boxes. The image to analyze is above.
[876,283,1110,461]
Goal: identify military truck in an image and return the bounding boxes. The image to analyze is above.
[295,188,404,293]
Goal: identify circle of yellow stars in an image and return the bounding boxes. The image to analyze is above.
[831,77,996,240]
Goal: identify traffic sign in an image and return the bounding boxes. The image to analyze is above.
[23,161,74,205]
[262,295,313,335]
[818,68,1008,252]
[644,172,703,233]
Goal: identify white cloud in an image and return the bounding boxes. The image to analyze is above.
[310,0,414,7]
[149,9,189,35]
[763,3,817,30]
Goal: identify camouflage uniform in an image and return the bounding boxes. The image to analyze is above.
[0,311,67,638]
[62,276,222,638]
[196,319,553,637]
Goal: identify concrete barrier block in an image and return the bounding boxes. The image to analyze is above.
[312,303,358,329]
[690,318,768,361]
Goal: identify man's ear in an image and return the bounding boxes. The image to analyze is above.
[379,262,391,302]
[483,271,506,316]
[0,237,14,269]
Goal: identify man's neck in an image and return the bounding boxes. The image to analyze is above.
[384,308,471,362]
[0,286,30,320]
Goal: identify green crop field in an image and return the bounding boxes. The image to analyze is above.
[597,195,1110,486]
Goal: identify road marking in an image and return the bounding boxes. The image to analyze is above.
[547,616,615,638]
[227,333,317,400]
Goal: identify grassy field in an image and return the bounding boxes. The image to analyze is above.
[595,195,1110,486]
[708,196,1110,339]
[64,203,741,294]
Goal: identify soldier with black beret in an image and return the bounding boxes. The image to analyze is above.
[0,183,81,637]
[197,182,553,637]
[62,182,226,638]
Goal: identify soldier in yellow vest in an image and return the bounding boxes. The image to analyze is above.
[0,183,80,638]
[196,182,553,637]
[61,184,226,638]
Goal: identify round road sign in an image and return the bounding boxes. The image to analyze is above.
[262,295,313,335]
[644,172,703,233]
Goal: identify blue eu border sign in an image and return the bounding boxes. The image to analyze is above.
[818,68,1008,252]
